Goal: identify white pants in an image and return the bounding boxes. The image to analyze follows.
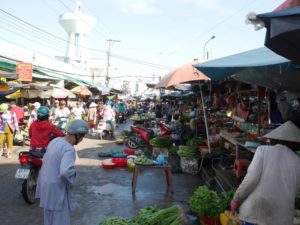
[44,196,70,225]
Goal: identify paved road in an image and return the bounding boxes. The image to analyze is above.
[0,121,201,225]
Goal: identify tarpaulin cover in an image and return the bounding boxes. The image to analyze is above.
[194,47,292,81]
[257,6,300,64]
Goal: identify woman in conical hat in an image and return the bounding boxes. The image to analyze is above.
[231,120,300,225]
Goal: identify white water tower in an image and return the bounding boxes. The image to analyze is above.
[59,0,96,70]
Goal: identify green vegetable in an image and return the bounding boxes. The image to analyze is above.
[186,137,203,149]
[188,185,234,219]
[132,206,161,224]
[132,205,185,225]
[100,205,185,225]
[150,137,172,148]
[177,145,199,158]
[218,190,234,213]
[101,217,133,225]
[169,146,179,156]
[135,156,155,165]
[183,133,193,144]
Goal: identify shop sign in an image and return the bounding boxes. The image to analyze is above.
[16,62,32,82]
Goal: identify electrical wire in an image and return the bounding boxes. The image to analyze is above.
[0,9,107,55]
[111,53,174,70]
[0,18,66,52]
[0,8,173,71]
[0,36,61,60]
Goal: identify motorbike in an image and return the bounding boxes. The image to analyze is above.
[15,150,43,204]
[96,119,115,139]
[53,116,68,131]
[124,121,173,149]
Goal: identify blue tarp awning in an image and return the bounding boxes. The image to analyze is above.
[257,6,300,64]
[193,47,294,81]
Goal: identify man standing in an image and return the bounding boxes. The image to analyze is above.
[231,120,300,225]
[35,119,89,225]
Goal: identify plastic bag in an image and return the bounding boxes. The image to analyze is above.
[220,211,241,225]
[14,132,23,142]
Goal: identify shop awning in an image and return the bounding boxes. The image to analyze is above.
[257,6,300,64]
[193,47,300,92]
[194,47,294,81]
[35,68,97,89]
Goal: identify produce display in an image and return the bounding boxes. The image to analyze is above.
[169,146,179,156]
[127,158,136,171]
[135,149,144,155]
[130,113,155,121]
[188,185,234,219]
[134,155,157,166]
[177,145,198,158]
[100,205,185,225]
[101,217,131,225]
[115,136,124,145]
[150,136,172,148]
[186,137,204,149]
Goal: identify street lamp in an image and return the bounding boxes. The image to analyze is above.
[203,35,215,61]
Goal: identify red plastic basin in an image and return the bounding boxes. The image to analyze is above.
[123,148,135,155]
[112,158,128,167]
[101,159,116,169]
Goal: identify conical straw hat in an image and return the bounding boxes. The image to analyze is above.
[263,121,300,143]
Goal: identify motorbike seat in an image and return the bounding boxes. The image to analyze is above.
[132,126,154,134]
[29,149,46,158]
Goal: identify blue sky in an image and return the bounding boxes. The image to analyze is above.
[0,0,285,82]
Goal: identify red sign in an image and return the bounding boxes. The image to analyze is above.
[16,62,32,82]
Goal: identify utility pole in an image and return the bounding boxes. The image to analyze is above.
[105,39,120,86]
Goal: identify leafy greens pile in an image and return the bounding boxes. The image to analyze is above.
[189,185,234,218]
[100,205,185,225]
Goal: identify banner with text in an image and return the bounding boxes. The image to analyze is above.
[16,62,33,82]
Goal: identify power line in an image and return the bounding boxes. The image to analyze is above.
[0,9,106,55]
[0,9,174,71]
[0,17,66,52]
[111,54,174,70]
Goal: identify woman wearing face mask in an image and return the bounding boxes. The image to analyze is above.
[0,103,19,158]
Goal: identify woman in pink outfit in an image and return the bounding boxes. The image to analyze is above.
[101,104,116,137]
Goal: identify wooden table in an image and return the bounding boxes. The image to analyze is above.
[219,129,257,158]
[131,164,173,194]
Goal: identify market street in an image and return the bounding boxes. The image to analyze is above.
[0,121,201,225]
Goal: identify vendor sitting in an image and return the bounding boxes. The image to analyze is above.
[189,109,197,137]
[170,115,184,145]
